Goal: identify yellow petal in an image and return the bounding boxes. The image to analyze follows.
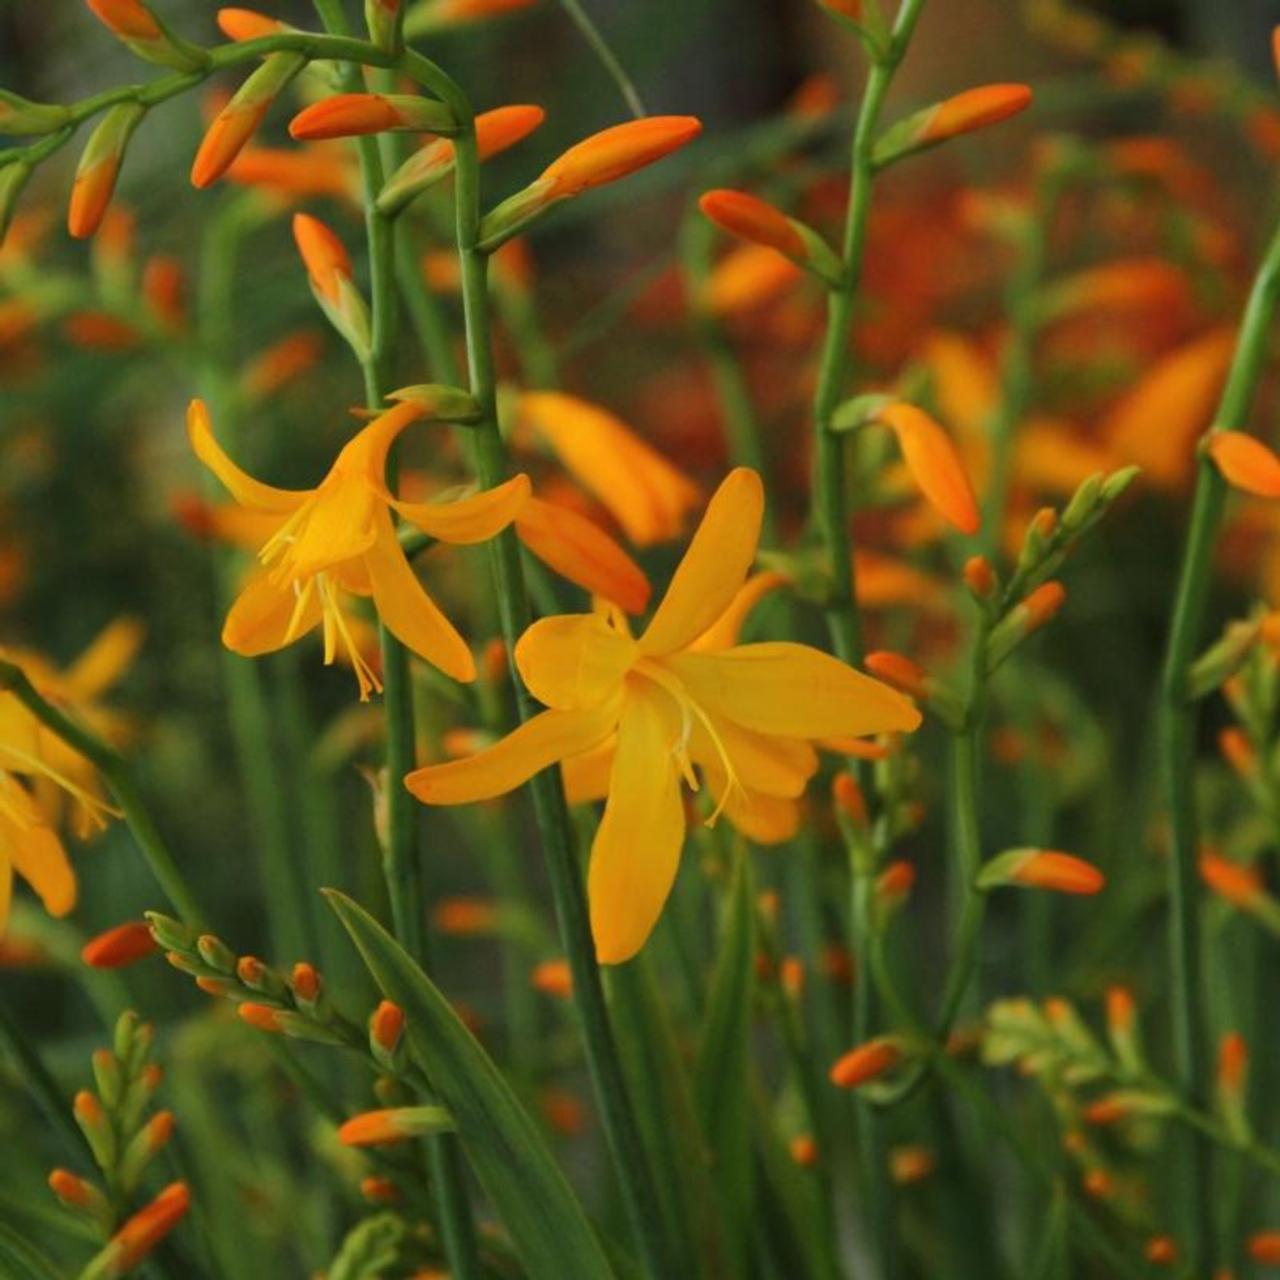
[64,617,144,699]
[704,763,800,845]
[1207,431,1280,499]
[687,713,816,798]
[693,569,789,651]
[393,474,531,545]
[0,858,10,934]
[514,614,636,710]
[561,735,616,804]
[363,511,475,682]
[288,480,380,578]
[664,642,922,739]
[8,821,75,918]
[640,468,764,656]
[516,496,651,614]
[344,400,424,481]
[187,399,308,513]
[517,392,700,545]
[222,567,323,657]
[588,686,685,964]
[406,702,619,805]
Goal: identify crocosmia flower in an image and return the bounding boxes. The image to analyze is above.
[406,468,921,962]
[188,398,531,695]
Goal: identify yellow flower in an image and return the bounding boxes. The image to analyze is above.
[188,398,531,696]
[405,469,921,962]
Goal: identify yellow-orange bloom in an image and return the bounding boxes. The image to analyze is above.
[81,920,158,969]
[830,1038,902,1089]
[188,398,532,693]
[541,116,701,197]
[875,403,981,535]
[515,391,701,546]
[1207,431,1280,499]
[406,469,920,962]
[919,84,1034,144]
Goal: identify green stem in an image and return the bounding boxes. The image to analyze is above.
[1157,214,1280,1271]
[0,660,207,929]
[450,115,675,1279]
[553,0,646,118]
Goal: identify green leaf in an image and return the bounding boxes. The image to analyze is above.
[328,1213,405,1280]
[691,846,757,1275]
[0,1221,63,1280]
[324,890,615,1280]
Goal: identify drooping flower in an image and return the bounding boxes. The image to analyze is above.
[406,468,920,962]
[187,398,531,694]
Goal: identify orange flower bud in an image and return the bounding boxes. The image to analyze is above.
[1002,850,1105,895]
[963,555,997,599]
[1250,1231,1280,1264]
[98,1182,191,1274]
[433,896,499,935]
[876,402,980,535]
[49,1168,106,1213]
[64,311,140,349]
[779,956,805,999]
[1106,985,1135,1037]
[291,961,321,1003]
[831,771,867,826]
[370,1000,405,1055]
[68,103,145,239]
[786,73,840,122]
[1218,1030,1248,1097]
[830,1038,902,1089]
[1206,431,1280,499]
[338,1106,449,1146]
[698,190,807,261]
[216,8,287,40]
[1083,1095,1129,1126]
[237,1002,285,1033]
[81,921,158,969]
[1219,726,1257,778]
[703,244,802,316]
[289,93,455,142]
[920,84,1034,145]
[1199,851,1264,910]
[876,860,916,911]
[86,0,162,40]
[889,1144,936,1184]
[865,650,928,701]
[531,958,573,999]
[142,254,184,331]
[1144,1236,1177,1265]
[292,212,353,304]
[542,116,701,197]
[1081,1168,1112,1199]
[361,1175,401,1203]
[789,1134,818,1167]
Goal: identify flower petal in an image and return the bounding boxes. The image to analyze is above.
[693,569,788,651]
[665,642,922,739]
[64,618,144,699]
[288,481,379,578]
[588,687,685,963]
[516,496,651,614]
[9,822,76,917]
[392,474,531,544]
[704,763,800,845]
[222,567,322,657]
[514,614,636,710]
[363,511,475,682]
[687,712,816,798]
[561,735,616,804]
[1207,431,1280,499]
[640,468,764,656]
[187,399,307,513]
[878,402,980,536]
[406,703,619,805]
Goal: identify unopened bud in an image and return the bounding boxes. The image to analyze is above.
[369,1000,405,1070]
[290,93,457,142]
[986,582,1066,671]
[48,1169,110,1224]
[977,848,1105,896]
[1188,616,1263,700]
[292,213,370,359]
[196,934,236,974]
[84,0,208,72]
[0,89,70,136]
[68,103,145,239]
[830,1037,905,1089]
[874,84,1033,169]
[145,912,195,953]
[337,1105,453,1146]
[963,554,997,600]
[698,189,842,285]
[889,1144,936,1184]
[365,0,404,50]
[236,954,287,999]
[788,1134,818,1167]
[80,1182,191,1280]
[531,958,573,999]
[387,382,483,423]
[74,1090,117,1169]
[119,1111,174,1193]
[82,921,158,970]
[92,1049,123,1109]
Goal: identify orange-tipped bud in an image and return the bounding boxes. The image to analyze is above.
[1081,1168,1113,1199]
[1023,582,1067,629]
[84,0,204,71]
[81,921,158,969]
[1250,1232,1280,1264]
[1083,1095,1130,1126]
[1199,851,1264,910]
[830,1038,902,1089]
[964,555,997,599]
[291,962,321,1004]
[1206,431,1280,500]
[433,896,499,935]
[1144,1236,1178,1265]
[87,1182,190,1278]
[979,848,1105,895]
[703,243,803,316]
[370,1000,405,1055]
[216,8,287,40]
[49,1168,108,1216]
[876,860,916,915]
[1219,727,1257,778]
[865,650,928,700]
[987,582,1067,670]
[543,116,701,197]
[237,1002,285,1033]
[292,212,353,304]
[338,1105,451,1147]
[195,976,233,998]
[531,958,573,999]
[779,956,805,999]
[142,255,185,331]
[1218,1030,1248,1101]
[700,191,804,257]
[920,84,1034,145]
[192,52,305,188]
[889,1144,936,1184]
[831,771,867,826]
[361,1175,401,1204]
[290,93,456,142]
[876,402,980,535]
[1106,986,1135,1038]
[789,1134,818,1167]
[68,103,145,239]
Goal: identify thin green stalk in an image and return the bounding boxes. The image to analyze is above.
[1158,214,1280,1271]
[554,0,646,119]
[450,118,676,1279]
[0,660,206,929]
